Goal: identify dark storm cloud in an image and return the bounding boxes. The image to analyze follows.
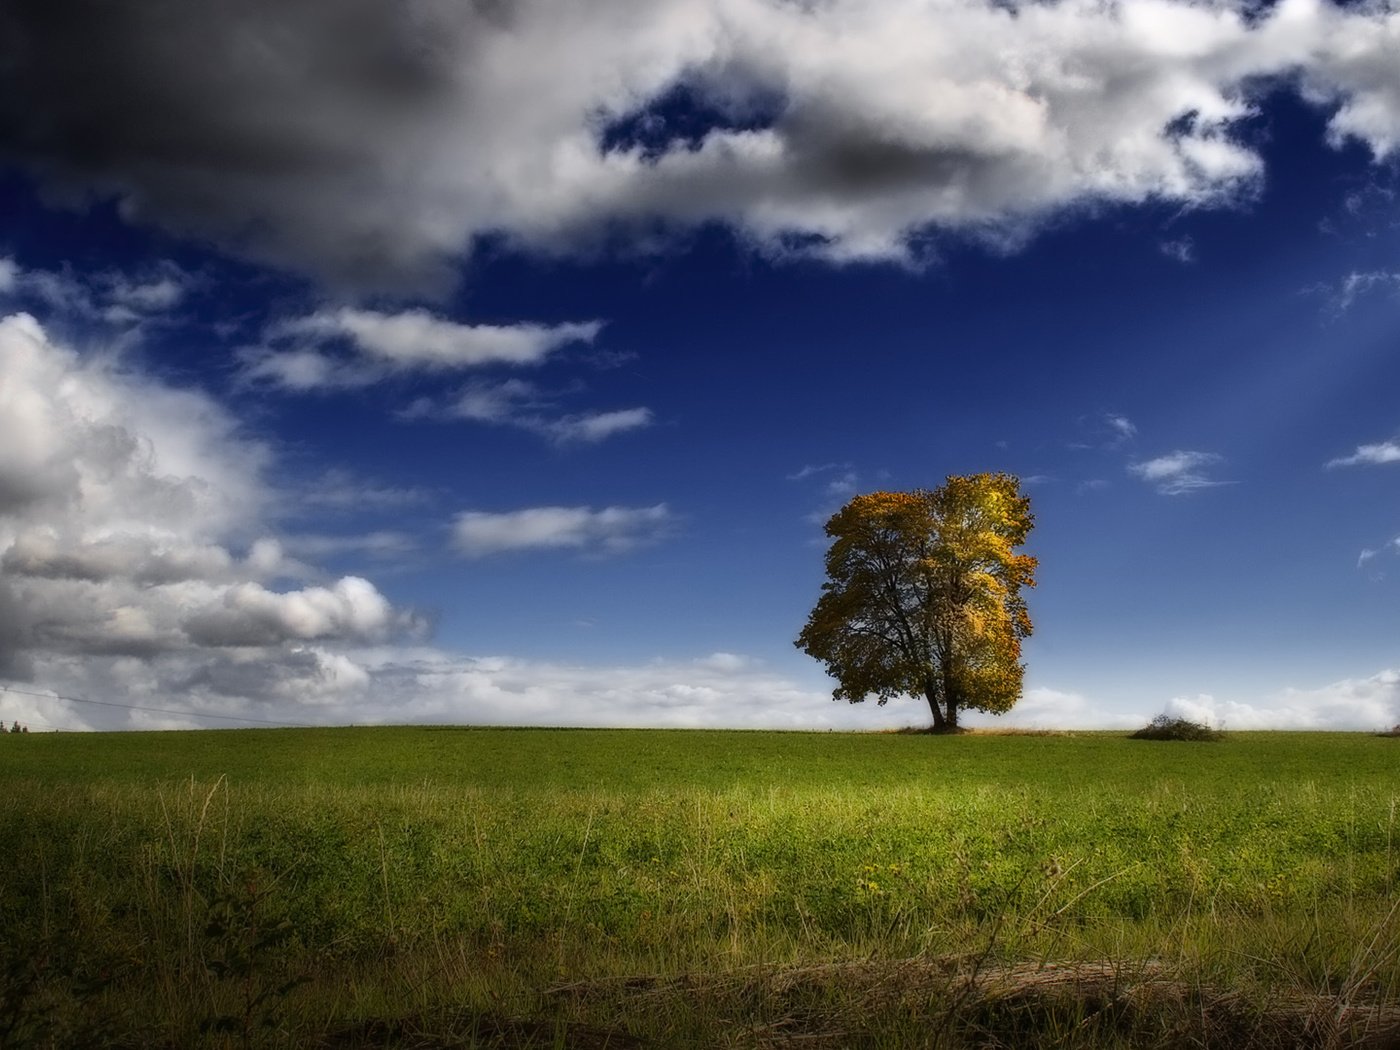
[0,0,477,291]
[0,580,35,679]
[3,0,1400,292]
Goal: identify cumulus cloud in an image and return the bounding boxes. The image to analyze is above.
[4,0,1400,291]
[1327,440,1400,468]
[1163,670,1400,730]
[0,311,420,714]
[1128,449,1228,494]
[452,504,674,557]
[184,577,401,647]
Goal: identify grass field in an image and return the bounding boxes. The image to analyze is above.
[2,726,1398,1048]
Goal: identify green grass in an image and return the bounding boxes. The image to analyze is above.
[2,727,1399,1047]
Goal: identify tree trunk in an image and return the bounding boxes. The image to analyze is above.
[944,698,959,729]
[924,683,946,730]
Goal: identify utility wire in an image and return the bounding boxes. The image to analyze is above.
[0,683,315,728]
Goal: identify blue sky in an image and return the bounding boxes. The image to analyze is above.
[1,0,1398,732]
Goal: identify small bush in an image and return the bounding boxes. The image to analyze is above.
[1130,715,1223,741]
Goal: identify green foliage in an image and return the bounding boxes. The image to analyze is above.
[796,474,1036,728]
[1132,715,1225,741]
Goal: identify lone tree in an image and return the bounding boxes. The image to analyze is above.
[796,474,1036,731]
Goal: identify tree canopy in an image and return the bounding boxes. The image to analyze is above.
[795,474,1036,731]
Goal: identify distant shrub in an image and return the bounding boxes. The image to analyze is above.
[1379,725,1400,738]
[1131,715,1223,742]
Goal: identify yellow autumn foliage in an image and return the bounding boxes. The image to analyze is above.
[794,474,1036,730]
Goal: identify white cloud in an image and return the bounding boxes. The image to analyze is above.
[1105,414,1138,442]
[1164,670,1400,730]
[0,259,192,327]
[1128,449,1227,494]
[1327,440,1400,468]
[242,309,602,390]
[1319,270,1400,314]
[0,310,420,699]
[184,577,402,647]
[6,0,1400,291]
[544,407,655,444]
[3,529,237,585]
[288,308,599,369]
[452,504,674,557]
[1356,537,1400,571]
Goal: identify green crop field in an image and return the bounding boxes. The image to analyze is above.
[2,727,1398,1048]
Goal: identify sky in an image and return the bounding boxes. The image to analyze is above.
[1,0,1399,733]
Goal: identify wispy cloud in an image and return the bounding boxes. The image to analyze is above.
[1327,440,1400,468]
[1356,537,1400,571]
[787,463,850,482]
[452,504,674,558]
[286,309,601,370]
[1158,237,1195,264]
[1128,450,1227,495]
[0,257,193,328]
[296,469,434,512]
[542,407,654,444]
[412,378,652,445]
[240,309,603,392]
[1105,414,1137,443]
[280,531,418,560]
[1321,271,1400,314]
[1070,412,1137,451]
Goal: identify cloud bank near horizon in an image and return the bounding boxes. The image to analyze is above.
[0,311,422,719]
[0,310,1395,734]
[3,0,1400,292]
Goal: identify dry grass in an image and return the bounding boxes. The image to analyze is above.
[545,956,1400,1049]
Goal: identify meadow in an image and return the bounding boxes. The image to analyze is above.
[1,726,1398,1048]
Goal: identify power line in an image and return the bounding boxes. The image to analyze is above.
[0,683,315,729]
